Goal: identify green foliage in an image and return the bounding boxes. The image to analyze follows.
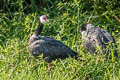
[0,0,120,80]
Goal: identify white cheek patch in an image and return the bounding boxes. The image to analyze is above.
[81,31,87,39]
[40,18,46,24]
[40,16,46,24]
[81,31,85,36]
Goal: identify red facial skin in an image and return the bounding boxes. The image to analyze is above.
[43,17,49,22]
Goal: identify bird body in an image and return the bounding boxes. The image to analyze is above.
[80,24,117,57]
[29,15,77,63]
[29,34,77,63]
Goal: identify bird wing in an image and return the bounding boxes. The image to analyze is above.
[99,28,114,44]
[98,28,118,57]
[43,36,77,56]
[86,28,114,46]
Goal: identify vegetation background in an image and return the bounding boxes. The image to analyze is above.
[0,0,120,80]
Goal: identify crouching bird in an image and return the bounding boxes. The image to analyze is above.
[80,23,118,59]
[29,15,78,71]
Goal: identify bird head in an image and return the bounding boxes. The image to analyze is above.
[39,15,49,24]
[80,23,95,32]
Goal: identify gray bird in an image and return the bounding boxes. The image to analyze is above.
[80,23,118,59]
[29,15,78,71]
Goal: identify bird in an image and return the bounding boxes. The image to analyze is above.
[80,23,118,59]
[29,15,78,71]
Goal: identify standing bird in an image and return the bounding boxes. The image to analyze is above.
[80,23,118,59]
[29,15,78,71]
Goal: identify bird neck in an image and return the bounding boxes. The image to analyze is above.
[34,20,43,36]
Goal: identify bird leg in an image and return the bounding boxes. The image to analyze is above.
[48,63,52,73]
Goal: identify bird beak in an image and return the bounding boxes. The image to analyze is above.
[46,19,49,22]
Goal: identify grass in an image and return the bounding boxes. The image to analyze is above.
[0,0,120,80]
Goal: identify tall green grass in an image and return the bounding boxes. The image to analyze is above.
[0,0,120,80]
